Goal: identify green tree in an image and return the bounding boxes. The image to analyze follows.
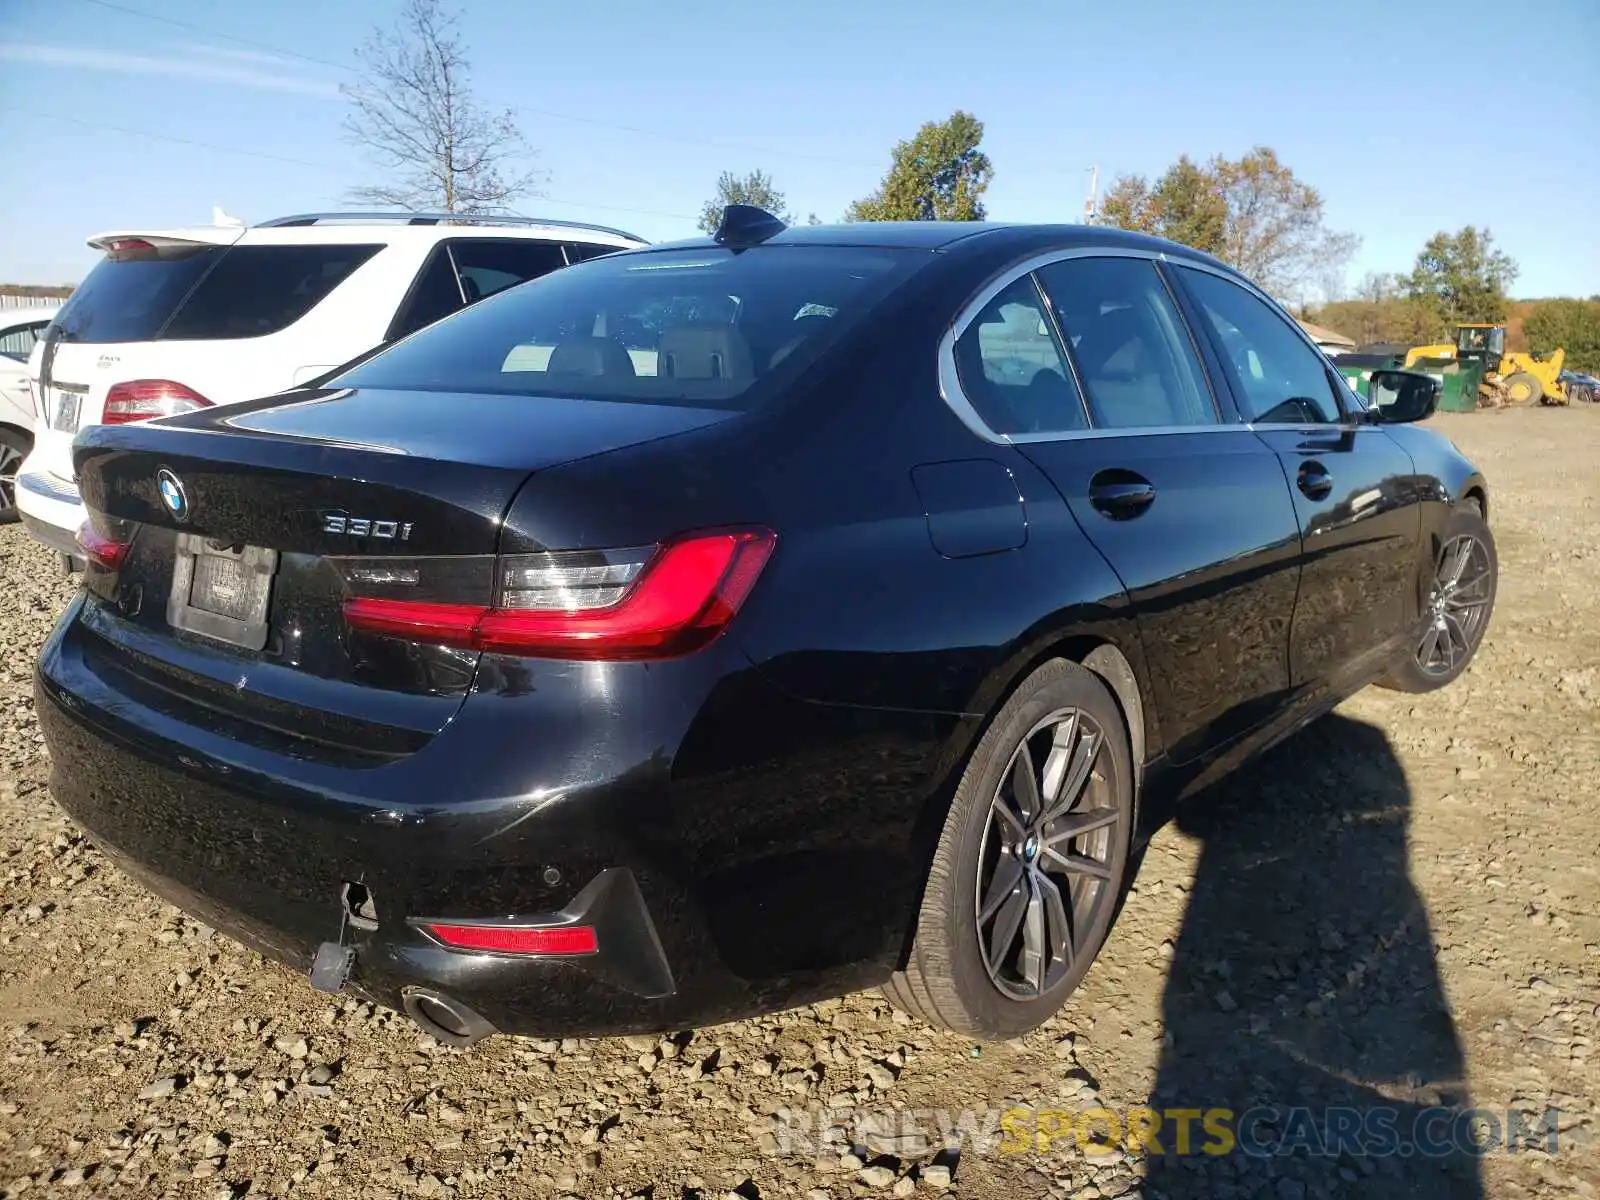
[1524,297,1600,373]
[847,111,992,222]
[1308,271,1443,348]
[1100,155,1226,254]
[698,170,791,235]
[1401,226,1518,328]
[1099,147,1356,299]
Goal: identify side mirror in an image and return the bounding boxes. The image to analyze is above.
[1369,369,1440,424]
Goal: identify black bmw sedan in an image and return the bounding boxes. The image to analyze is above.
[36,209,1497,1044]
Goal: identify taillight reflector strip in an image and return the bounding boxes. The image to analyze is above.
[342,527,775,660]
[423,922,598,956]
[76,521,130,570]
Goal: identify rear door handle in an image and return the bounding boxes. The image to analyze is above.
[1089,471,1156,520]
[1297,461,1333,501]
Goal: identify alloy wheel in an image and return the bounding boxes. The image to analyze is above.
[1417,532,1492,676]
[974,707,1120,1001]
[0,441,22,517]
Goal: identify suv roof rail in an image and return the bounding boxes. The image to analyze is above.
[254,211,645,242]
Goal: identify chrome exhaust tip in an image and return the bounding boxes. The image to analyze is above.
[401,987,497,1048]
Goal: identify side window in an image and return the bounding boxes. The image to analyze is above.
[162,244,382,340]
[1034,258,1216,429]
[0,320,46,362]
[388,248,464,340]
[1178,267,1342,424]
[450,240,568,303]
[952,276,1086,435]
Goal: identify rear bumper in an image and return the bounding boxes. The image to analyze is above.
[16,468,85,566]
[35,594,929,1036]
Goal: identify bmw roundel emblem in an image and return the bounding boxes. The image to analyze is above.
[157,468,189,523]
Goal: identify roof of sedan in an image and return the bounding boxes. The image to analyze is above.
[644,220,1237,269]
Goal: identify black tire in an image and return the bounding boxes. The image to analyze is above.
[0,426,30,525]
[883,659,1135,1038]
[1502,372,1542,406]
[1377,499,1497,693]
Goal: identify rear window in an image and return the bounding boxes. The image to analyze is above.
[51,243,223,344]
[49,242,381,344]
[337,245,924,410]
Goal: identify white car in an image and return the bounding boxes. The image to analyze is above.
[0,302,60,522]
[17,212,645,565]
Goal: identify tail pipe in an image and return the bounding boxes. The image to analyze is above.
[401,988,498,1048]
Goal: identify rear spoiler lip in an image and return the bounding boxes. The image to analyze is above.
[85,227,249,252]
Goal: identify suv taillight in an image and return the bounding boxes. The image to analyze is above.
[103,380,212,425]
[340,528,776,661]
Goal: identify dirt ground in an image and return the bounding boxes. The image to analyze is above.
[0,406,1595,1200]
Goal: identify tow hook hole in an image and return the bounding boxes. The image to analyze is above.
[341,881,379,931]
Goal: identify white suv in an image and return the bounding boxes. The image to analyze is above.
[17,212,645,565]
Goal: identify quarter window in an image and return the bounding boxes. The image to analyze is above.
[1178,267,1342,424]
[952,276,1086,435]
[1034,257,1217,429]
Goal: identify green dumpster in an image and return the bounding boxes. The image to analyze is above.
[1336,356,1481,412]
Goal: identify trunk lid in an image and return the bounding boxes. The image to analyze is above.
[70,386,737,754]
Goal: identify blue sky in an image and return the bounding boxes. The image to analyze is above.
[1,0,1595,299]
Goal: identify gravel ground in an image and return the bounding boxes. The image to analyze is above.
[0,406,1596,1200]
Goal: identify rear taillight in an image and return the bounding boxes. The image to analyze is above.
[76,521,130,570]
[341,527,775,661]
[103,380,212,425]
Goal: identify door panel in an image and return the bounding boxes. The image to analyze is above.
[1015,255,1302,764]
[1251,426,1421,685]
[1020,432,1302,763]
[1170,265,1423,688]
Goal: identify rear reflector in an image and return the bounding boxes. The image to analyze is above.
[76,521,130,570]
[103,379,213,425]
[423,922,599,956]
[343,527,775,660]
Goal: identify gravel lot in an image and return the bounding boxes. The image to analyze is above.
[0,406,1596,1200]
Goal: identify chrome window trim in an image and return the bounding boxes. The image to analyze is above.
[938,246,1366,444]
[939,247,1237,444]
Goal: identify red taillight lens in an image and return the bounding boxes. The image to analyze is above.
[422,922,598,956]
[103,379,212,425]
[341,527,775,661]
[76,521,130,570]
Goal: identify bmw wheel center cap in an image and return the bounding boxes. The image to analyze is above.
[157,468,189,523]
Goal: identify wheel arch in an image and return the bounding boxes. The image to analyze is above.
[910,626,1156,884]
[893,628,1153,976]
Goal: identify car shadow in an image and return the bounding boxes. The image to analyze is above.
[1141,712,1484,1199]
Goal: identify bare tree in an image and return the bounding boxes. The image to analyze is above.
[342,0,541,213]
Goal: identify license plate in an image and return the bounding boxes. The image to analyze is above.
[168,535,278,650]
[50,388,82,432]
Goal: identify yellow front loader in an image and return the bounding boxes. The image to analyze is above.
[1403,324,1569,406]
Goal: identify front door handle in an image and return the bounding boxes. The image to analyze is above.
[1089,471,1156,520]
[1297,461,1334,501]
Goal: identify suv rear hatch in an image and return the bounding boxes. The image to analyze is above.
[69,386,738,761]
[31,229,382,488]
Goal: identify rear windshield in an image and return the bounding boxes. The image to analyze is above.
[50,242,381,344]
[51,243,222,344]
[337,245,924,410]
